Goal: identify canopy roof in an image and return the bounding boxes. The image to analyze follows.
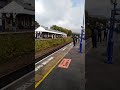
[35,26,67,35]
[0,1,34,15]
[86,0,120,19]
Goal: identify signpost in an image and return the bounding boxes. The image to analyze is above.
[80,13,85,53]
[80,27,84,53]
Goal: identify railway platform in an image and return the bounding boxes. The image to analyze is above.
[35,42,85,90]
[86,32,120,90]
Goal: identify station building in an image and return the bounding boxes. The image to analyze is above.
[35,25,67,39]
[0,0,35,32]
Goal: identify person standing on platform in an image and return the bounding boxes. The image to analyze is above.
[75,35,78,43]
[103,26,108,41]
[93,26,98,48]
[72,35,76,46]
[88,22,98,48]
[97,24,102,42]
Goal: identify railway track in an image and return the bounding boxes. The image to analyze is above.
[0,42,72,89]
[35,42,72,63]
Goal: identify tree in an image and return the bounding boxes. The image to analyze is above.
[67,30,72,36]
[50,25,73,36]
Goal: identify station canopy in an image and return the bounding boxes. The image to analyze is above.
[35,26,67,35]
[0,1,34,15]
[85,0,120,19]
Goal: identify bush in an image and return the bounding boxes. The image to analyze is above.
[0,32,34,61]
[35,37,72,52]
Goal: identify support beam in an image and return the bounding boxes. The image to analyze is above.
[12,13,17,32]
[0,13,2,31]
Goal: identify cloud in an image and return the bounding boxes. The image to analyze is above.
[35,0,85,33]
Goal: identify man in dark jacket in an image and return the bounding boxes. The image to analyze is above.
[97,23,103,42]
[103,26,108,41]
[72,35,76,46]
[88,22,98,48]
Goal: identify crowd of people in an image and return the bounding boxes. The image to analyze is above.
[88,22,108,48]
[72,22,109,48]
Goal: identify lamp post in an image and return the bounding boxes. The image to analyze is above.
[106,0,117,64]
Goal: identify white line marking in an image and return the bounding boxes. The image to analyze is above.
[62,47,67,51]
[35,43,72,65]
[35,57,54,71]
[35,65,43,71]
[42,62,47,65]
[69,44,71,45]
[48,57,54,61]
[63,44,73,57]
[35,68,38,71]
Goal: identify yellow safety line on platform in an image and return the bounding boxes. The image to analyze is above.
[35,46,72,88]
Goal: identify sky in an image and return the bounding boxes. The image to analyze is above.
[35,0,85,33]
